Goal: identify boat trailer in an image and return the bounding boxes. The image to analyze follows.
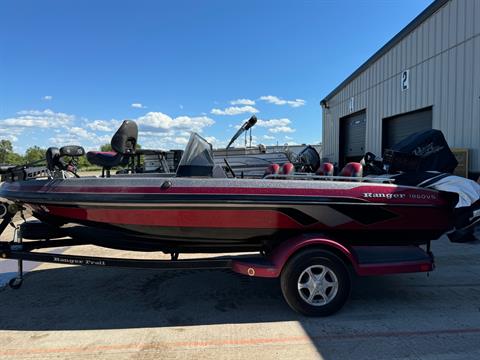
[0,210,435,316]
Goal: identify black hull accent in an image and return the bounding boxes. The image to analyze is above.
[29,212,443,253]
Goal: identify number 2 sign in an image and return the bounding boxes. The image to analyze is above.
[401,69,409,91]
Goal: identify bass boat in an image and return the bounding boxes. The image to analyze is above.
[1,118,474,254]
[2,119,480,317]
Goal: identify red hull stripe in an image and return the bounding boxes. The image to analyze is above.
[46,206,306,229]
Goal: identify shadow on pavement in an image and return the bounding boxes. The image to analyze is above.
[0,264,412,331]
[3,260,480,360]
[0,266,295,330]
[0,263,467,332]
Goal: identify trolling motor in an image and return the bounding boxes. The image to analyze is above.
[226,115,258,150]
[223,115,258,178]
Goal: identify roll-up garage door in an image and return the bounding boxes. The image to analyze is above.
[340,111,366,165]
[383,107,432,150]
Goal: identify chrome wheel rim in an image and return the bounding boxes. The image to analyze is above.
[297,265,338,306]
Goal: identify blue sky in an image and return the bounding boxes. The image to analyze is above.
[0,0,433,153]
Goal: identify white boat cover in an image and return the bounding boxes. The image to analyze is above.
[423,175,480,208]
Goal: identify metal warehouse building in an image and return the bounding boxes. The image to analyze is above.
[321,0,480,179]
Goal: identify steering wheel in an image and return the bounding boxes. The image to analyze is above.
[223,158,236,178]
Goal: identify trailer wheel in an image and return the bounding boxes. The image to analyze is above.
[280,249,350,316]
[8,278,23,289]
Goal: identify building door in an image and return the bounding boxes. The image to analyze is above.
[382,107,432,150]
[339,111,366,166]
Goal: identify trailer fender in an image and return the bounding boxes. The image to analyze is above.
[232,234,357,278]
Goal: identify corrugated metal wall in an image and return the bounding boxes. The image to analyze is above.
[322,0,480,172]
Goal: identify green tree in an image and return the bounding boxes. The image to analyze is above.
[24,146,46,164]
[76,154,91,168]
[100,143,112,152]
[6,152,24,165]
[0,139,13,164]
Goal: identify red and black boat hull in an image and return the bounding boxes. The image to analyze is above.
[0,177,455,252]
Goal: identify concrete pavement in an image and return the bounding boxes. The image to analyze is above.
[1,224,480,359]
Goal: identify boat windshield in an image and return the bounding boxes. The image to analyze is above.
[176,133,215,177]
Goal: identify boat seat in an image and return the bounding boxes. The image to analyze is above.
[280,162,294,175]
[264,163,280,177]
[339,162,363,178]
[86,120,138,176]
[316,162,334,176]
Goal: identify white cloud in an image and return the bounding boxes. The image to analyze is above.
[203,136,227,148]
[0,109,74,128]
[137,131,177,150]
[250,118,296,134]
[175,116,214,131]
[284,135,294,140]
[0,108,209,152]
[69,126,91,139]
[139,130,175,138]
[86,119,121,132]
[69,127,110,143]
[136,113,218,149]
[136,112,214,132]
[231,117,296,136]
[48,130,110,149]
[230,98,255,106]
[0,107,236,153]
[0,127,21,134]
[257,118,291,128]
[42,95,53,101]
[131,103,146,109]
[204,136,217,144]
[0,110,112,150]
[211,105,259,116]
[174,137,189,145]
[269,126,296,133]
[0,127,22,140]
[263,135,275,140]
[259,95,305,108]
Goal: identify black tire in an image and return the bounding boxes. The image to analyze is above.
[8,278,22,289]
[280,248,351,317]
